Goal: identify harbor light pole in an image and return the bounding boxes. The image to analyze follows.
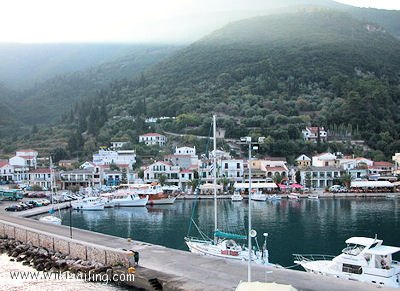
[240,136,265,282]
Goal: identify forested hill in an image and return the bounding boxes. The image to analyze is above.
[63,10,400,161]
[12,45,180,124]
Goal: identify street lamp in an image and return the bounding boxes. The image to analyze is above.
[239,136,265,282]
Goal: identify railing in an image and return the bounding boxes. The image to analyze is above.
[293,254,335,263]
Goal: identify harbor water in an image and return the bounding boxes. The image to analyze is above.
[58,197,400,267]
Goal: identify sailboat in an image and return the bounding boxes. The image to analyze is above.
[39,158,62,225]
[184,115,270,265]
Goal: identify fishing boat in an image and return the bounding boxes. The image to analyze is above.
[185,115,271,266]
[121,184,178,205]
[231,191,243,202]
[72,197,105,210]
[39,158,62,225]
[294,236,400,288]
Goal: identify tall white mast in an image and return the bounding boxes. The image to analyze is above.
[213,115,218,243]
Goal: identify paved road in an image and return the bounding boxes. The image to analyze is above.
[0,205,396,291]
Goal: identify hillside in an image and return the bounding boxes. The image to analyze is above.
[10,45,180,124]
[2,8,400,163]
[60,10,400,162]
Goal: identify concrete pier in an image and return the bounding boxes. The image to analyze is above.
[0,209,397,291]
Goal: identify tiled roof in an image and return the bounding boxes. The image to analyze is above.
[141,133,163,137]
[28,168,51,174]
[0,161,9,168]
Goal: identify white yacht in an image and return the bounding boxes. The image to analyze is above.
[294,237,400,288]
[251,191,267,201]
[100,194,115,208]
[231,192,243,202]
[112,190,148,207]
[72,197,105,210]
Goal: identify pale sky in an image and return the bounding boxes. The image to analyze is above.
[0,0,399,43]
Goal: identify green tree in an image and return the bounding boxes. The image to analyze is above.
[295,170,301,184]
[158,174,167,186]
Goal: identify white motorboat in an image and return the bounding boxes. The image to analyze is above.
[112,190,148,207]
[251,191,267,201]
[100,194,115,208]
[39,213,61,225]
[294,236,400,288]
[72,197,105,210]
[231,192,243,202]
[308,194,319,199]
[267,194,282,200]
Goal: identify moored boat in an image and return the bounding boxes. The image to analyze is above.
[72,197,105,210]
[231,191,243,202]
[294,236,400,288]
[287,193,300,199]
[267,194,282,200]
[39,213,62,225]
[308,194,319,199]
[251,191,267,201]
[112,189,148,207]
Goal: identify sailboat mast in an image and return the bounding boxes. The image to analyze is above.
[213,115,218,241]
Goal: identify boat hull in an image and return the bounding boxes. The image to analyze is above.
[147,196,177,205]
[185,238,271,266]
[298,260,400,288]
[114,196,148,207]
[39,215,62,225]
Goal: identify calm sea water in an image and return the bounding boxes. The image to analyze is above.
[59,198,400,267]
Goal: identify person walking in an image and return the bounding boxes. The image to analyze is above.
[134,251,139,266]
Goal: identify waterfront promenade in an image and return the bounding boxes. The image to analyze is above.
[0,203,397,290]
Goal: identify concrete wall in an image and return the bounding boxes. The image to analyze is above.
[0,221,129,266]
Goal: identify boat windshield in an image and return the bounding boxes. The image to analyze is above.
[342,243,365,256]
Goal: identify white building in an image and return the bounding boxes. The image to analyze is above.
[92,149,136,169]
[144,161,180,184]
[9,149,38,169]
[28,168,53,190]
[0,161,14,183]
[393,153,400,175]
[175,146,196,155]
[339,157,373,171]
[312,153,338,167]
[302,127,327,142]
[296,154,311,169]
[220,159,244,181]
[300,166,341,188]
[139,133,167,146]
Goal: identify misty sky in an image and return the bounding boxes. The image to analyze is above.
[1,0,399,43]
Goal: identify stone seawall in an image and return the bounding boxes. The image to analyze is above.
[0,220,129,267]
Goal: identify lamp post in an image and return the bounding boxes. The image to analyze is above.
[240,136,265,282]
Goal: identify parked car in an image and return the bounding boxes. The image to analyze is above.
[19,202,33,209]
[38,199,50,206]
[5,204,24,212]
[26,200,40,207]
[5,205,19,212]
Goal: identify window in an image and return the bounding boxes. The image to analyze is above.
[225,163,228,169]
[342,263,362,275]
[237,163,240,169]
